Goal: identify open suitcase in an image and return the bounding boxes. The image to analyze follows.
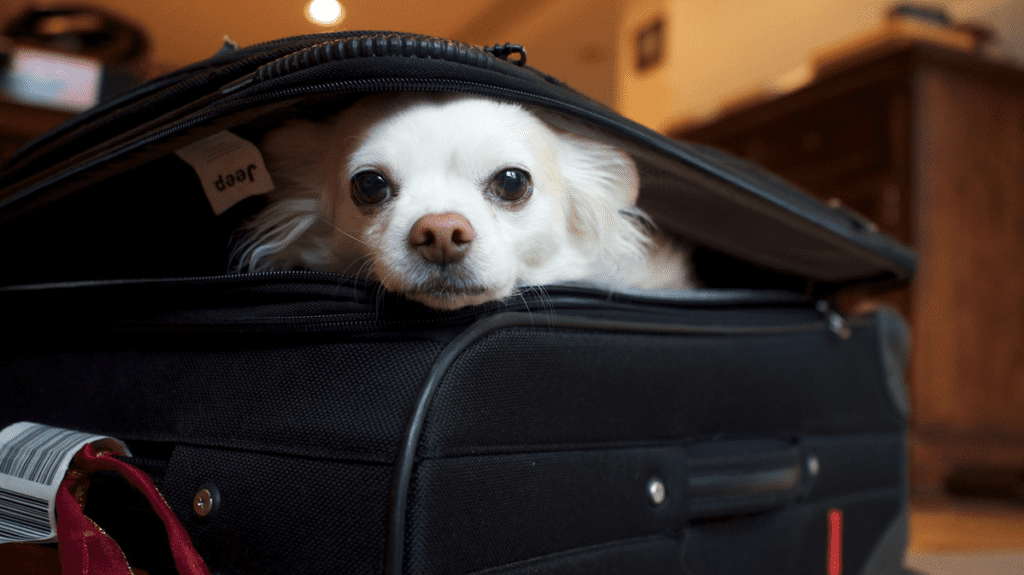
[0,33,917,575]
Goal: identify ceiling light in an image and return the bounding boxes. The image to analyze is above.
[306,0,345,27]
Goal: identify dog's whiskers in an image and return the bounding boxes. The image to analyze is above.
[533,286,555,316]
[513,289,535,326]
[351,256,376,280]
[317,215,374,249]
[512,285,555,327]
[334,253,373,279]
[372,267,403,313]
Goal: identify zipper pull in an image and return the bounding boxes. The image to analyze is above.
[484,43,527,66]
[827,197,879,233]
[816,300,851,340]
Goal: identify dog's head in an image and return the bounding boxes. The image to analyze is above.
[236,92,649,310]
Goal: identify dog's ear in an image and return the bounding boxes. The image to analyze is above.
[551,128,649,263]
[555,130,640,206]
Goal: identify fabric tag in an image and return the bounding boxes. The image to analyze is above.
[0,422,129,544]
[174,130,275,215]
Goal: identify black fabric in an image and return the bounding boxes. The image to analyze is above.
[469,537,687,575]
[161,446,393,574]
[0,278,910,575]
[803,435,906,501]
[0,155,227,285]
[682,496,901,575]
[679,433,905,575]
[404,448,687,575]
[418,321,902,459]
[1,335,441,463]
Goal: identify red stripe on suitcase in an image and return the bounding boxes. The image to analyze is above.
[828,508,843,575]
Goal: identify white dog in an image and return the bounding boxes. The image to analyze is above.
[229,92,692,310]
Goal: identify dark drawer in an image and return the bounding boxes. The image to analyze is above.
[681,83,897,188]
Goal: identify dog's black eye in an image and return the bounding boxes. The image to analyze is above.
[351,171,393,206]
[488,168,532,203]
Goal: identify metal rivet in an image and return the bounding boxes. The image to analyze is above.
[193,489,212,516]
[807,455,821,477]
[648,478,666,505]
[192,483,219,518]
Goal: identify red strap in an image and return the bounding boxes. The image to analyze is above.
[56,443,210,575]
[55,472,132,575]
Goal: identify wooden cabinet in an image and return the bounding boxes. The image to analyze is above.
[673,42,1024,497]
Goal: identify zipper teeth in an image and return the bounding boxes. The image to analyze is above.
[117,309,833,336]
[3,268,818,334]
[0,77,589,210]
[256,34,493,83]
[221,30,414,56]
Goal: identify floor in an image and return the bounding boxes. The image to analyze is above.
[905,498,1024,574]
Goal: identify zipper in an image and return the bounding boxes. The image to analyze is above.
[815,299,851,339]
[0,29,557,210]
[0,65,911,284]
[483,43,527,66]
[0,269,542,333]
[3,32,516,168]
[249,34,503,86]
[826,197,879,233]
[116,296,833,336]
[2,32,405,158]
[0,30,915,290]
[0,31,445,186]
[2,269,819,334]
[0,75,612,214]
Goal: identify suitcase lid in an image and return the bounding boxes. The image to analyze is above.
[0,31,915,293]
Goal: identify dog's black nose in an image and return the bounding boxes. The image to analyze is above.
[409,212,476,265]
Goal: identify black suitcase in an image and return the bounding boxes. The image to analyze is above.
[0,32,917,575]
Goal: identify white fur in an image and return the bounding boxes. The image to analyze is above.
[230,92,692,310]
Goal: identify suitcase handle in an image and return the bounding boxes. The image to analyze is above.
[686,441,809,519]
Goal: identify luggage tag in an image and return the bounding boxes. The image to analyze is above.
[0,421,127,545]
[0,421,209,575]
[174,130,275,216]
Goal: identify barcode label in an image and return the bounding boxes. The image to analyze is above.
[0,487,50,541]
[0,422,128,544]
[0,425,97,485]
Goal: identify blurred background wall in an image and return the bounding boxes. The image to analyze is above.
[616,0,1022,129]
[2,0,1019,130]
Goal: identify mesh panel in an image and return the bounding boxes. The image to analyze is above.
[1,297,907,574]
[420,324,896,457]
[405,448,687,575]
[469,536,684,575]
[2,336,441,462]
[162,446,392,575]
